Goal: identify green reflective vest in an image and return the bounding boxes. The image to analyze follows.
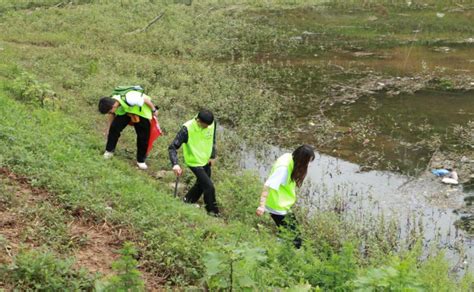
[113,92,152,120]
[183,119,215,167]
[265,153,296,212]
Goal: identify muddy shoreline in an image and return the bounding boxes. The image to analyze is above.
[326,72,473,108]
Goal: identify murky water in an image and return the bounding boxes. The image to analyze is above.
[241,145,473,272]
[249,46,473,175]
[247,62,473,175]
[237,7,474,271]
[256,45,474,76]
[239,88,473,270]
[238,41,473,272]
[316,90,473,174]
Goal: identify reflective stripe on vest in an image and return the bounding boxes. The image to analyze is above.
[183,119,215,167]
[113,91,152,120]
[265,153,296,212]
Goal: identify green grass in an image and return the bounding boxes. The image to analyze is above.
[1,249,96,291]
[246,4,473,53]
[0,0,472,289]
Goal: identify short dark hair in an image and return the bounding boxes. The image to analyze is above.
[197,109,214,125]
[98,97,116,114]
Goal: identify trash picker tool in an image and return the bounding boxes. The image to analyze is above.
[174,176,179,198]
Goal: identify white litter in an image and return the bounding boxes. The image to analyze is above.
[441,177,459,185]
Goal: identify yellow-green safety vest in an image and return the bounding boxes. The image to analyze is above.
[113,92,152,120]
[265,153,296,212]
[183,119,215,167]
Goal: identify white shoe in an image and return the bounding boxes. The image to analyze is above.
[103,151,114,159]
[137,162,148,170]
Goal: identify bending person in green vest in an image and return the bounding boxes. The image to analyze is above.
[168,109,219,216]
[98,90,158,170]
[256,145,315,248]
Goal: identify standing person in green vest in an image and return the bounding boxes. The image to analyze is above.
[98,90,158,170]
[168,109,219,216]
[256,145,315,248]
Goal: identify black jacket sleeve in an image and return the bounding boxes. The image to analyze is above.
[210,121,217,159]
[168,126,188,166]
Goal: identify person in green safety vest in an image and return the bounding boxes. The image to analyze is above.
[168,109,219,216]
[256,145,315,248]
[98,91,158,170]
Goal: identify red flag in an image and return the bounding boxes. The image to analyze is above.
[147,116,162,155]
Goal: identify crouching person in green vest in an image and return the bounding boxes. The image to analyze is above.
[168,109,219,216]
[256,145,315,248]
[98,90,158,170]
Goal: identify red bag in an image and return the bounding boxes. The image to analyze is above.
[147,116,162,155]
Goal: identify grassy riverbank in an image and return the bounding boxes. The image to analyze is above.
[0,0,472,290]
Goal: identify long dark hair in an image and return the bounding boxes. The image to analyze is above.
[291,145,315,187]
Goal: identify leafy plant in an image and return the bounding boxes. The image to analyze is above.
[8,71,58,109]
[99,242,145,292]
[203,242,267,290]
[438,79,454,91]
[1,249,95,291]
[353,254,424,291]
[418,252,457,291]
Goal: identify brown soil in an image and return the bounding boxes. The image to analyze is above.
[69,220,120,275]
[0,167,163,290]
[0,211,24,264]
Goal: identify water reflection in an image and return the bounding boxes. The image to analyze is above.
[256,46,474,76]
[241,145,473,271]
[320,90,474,174]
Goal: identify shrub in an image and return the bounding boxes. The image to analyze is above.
[217,171,262,225]
[99,242,145,292]
[1,249,95,291]
[8,71,58,109]
[308,244,358,290]
[353,250,424,291]
[203,242,267,290]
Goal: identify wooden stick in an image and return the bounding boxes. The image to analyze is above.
[130,12,165,34]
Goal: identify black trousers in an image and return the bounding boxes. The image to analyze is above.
[270,213,302,248]
[184,164,219,215]
[105,114,150,163]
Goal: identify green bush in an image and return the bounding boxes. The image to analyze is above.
[354,264,423,291]
[203,242,267,290]
[8,71,58,109]
[217,171,262,225]
[1,249,95,291]
[99,242,145,292]
[352,246,466,291]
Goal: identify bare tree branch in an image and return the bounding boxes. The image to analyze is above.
[127,12,165,34]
